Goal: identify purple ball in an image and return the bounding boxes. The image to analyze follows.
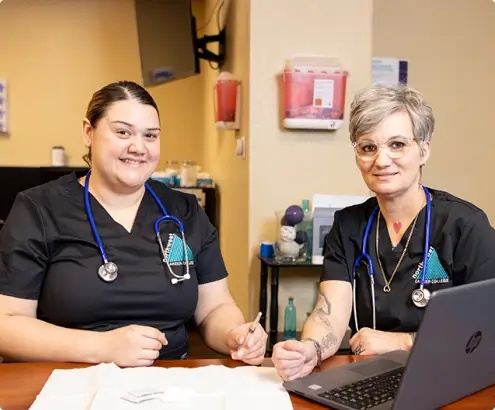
[284,205,304,226]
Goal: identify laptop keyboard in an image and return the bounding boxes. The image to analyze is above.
[317,368,404,409]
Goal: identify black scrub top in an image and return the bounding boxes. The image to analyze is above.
[321,187,495,335]
[0,173,228,360]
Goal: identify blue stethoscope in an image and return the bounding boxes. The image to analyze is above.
[352,185,432,331]
[83,170,191,284]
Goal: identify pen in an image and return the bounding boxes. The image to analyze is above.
[238,311,262,355]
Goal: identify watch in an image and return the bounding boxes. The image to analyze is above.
[301,337,322,367]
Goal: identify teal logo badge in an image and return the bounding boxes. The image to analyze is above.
[413,247,449,284]
[165,233,194,266]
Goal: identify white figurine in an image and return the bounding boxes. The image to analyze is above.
[280,225,296,242]
[277,225,302,259]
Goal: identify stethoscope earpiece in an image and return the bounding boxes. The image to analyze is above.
[171,273,191,284]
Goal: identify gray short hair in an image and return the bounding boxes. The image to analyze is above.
[349,83,435,143]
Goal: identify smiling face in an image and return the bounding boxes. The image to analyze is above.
[354,111,430,197]
[82,98,161,192]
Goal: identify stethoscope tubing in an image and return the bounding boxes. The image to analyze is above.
[352,186,431,330]
[83,170,190,283]
[84,171,109,263]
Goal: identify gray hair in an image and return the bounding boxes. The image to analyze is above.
[349,83,435,143]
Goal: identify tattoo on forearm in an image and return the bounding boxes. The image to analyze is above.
[312,290,338,351]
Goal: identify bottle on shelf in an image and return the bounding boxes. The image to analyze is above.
[283,296,297,340]
[299,199,313,261]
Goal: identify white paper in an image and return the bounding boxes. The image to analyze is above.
[372,57,408,87]
[29,363,293,410]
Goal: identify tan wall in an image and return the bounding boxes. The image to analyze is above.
[0,0,205,168]
[201,0,250,316]
[248,0,374,329]
[373,0,495,220]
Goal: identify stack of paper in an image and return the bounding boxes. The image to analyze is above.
[29,363,294,410]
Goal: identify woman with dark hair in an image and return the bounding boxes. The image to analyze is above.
[0,81,267,367]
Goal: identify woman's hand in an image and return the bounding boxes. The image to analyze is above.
[98,325,168,367]
[226,323,267,365]
[271,340,317,381]
[349,327,409,356]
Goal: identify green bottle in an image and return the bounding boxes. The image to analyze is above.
[300,199,313,261]
[283,297,297,340]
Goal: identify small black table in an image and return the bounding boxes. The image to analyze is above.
[258,256,322,351]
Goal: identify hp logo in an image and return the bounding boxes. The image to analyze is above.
[465,331,482,354]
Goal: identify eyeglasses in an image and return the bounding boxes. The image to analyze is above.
[352,136,417,161]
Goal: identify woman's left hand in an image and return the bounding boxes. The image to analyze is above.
[226,323,268,365]
[349,327,408,356]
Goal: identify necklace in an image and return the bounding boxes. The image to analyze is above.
[376,211,418,293]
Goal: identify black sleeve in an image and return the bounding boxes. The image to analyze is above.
[320,210,351,283]
[0,193,48,299]
[453,210,495,284]
[193,202,228,285]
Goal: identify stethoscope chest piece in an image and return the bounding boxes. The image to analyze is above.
[412,287,431,308]
[98,261,119,282]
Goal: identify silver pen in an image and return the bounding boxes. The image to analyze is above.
[238,311,262,354]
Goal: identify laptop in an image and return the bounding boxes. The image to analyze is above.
[283,278,495,410]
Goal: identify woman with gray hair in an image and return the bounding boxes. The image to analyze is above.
[272,83,495,382]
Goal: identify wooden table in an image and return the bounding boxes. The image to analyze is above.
[0,356,494,409]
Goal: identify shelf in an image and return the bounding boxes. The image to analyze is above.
[259,256,322,268]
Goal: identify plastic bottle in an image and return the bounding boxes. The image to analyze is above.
[283,297,297,340]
